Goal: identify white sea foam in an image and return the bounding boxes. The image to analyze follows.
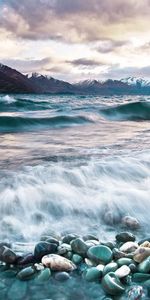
[0,150,149,242]
[0,95,16,104]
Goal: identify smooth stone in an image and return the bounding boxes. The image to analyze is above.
[102,242,116,250]
[138,237,150,245]
[116,232,136,243]
[64,251,73,260]
[72,254,82,265]
[84,266,103,282]
[117,258,134,267]
[140,241,150,248]
[87,245,113,264]
[17,253,36,265]
[113,248,126,260]
[103,210,122,226]
[62,234,79,244]
[128,286,144,299]
[17,266,35,280]
[35,268,51,283]
[82,234,99,242]
[0,246,17,264]
[115,265,130,278]
[34,242,57,260]
[42,254,76,271]
[132,273,150,282]
[133,247,150,263]
[120,242,138,253]
[55,272,70,281]
[7,281,27,300]
[102,272,125,296]
[122,216,140,230]
[138,256,150,273]
[85,240,99,247]
[70,238,89,257]
[46,237,59,246]
[57,243,71,255]
[129,263,137,273]
[34,263,45,271]
[103,263,118,276]
[85,258,96,267]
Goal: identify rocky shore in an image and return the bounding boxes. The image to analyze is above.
[0,219,150,299]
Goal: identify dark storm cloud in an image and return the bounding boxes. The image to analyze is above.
[67,58,105,67]
[1,0,150,42]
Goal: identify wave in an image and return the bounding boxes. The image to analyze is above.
[101,101,150,121]
[0,151,150,242]
[0,95,16,104]
[0,114,94,131]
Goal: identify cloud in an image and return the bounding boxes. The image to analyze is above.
[1,0,150,42]
[1,57,51,73]
[95,39,129,53]
[105,65,150,79]
[67,58,105,67]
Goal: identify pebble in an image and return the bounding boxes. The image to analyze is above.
[128,286,144,300]
[35,268,51,283]
[133,247,150,263]
[55,272,70,281]
[70,238,89,257]
[103,262,118,276]
[117,258,134,266]
[41,254,76,271]
[17,253,36,265]
[132,273,150,282]
[72,254,82,265]
[84,266,103,282]
[115,265,130,278]
[116,232,136,243]
[120,242,138,253]
[0,246,17,264]
[57,243,71,255]
[138,256,150,273]
[34,242,57,260]
[82,234,99,242]
[102,272,125,295]
[122,216,140,230]
[17,266,35,280]
[62,234,79,244]
[87,245,113,264]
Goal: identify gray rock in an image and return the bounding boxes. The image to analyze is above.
[55,272,70,281]
[116,232,136,243]
[34,242,57,260]
[17,266,35,280]
[71,238,89,257]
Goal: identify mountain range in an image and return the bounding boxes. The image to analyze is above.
[0,63,150,95]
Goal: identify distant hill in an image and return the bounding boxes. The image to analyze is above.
[0,63,150,94]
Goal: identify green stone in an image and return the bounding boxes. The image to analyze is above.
[102,272,125,296]
[72,254,82,265]
[132,273,150,282]
[35,268,51,283]
[138,256,150,273]
[87,245,113,264]
[84,266,103,282]
[7,281,27,300]
[70,238,88,257]
[17,266,35,281]
[117,258,133,267]
[103,262,118,276]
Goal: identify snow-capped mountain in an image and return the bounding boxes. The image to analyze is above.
[121,77,150,87]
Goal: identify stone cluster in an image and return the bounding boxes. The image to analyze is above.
[0,230,150,299]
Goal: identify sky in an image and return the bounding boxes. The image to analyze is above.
[0,0,150,82]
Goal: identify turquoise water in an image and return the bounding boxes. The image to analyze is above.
[0,94,150,242]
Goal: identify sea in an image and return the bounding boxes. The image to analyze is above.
[0,94,150,299]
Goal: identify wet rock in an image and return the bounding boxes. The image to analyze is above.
[46,237,59,246]
[57,243,71,255]
[87,245,113,264]
[133,247,150,263]
[17,253,36,265]
[62,234,79,244]
[132,273,150,282]
[129,263,137,273]
[103,262,118,276]
[102,272,125,296]
[116,232,136,243]
[138,237,150,245]
[122,216,140,230]
[72,254,82,265]
[55,272,70,281]
[35,268,51,283]
[113,248,126,260]
[7,281,27,300]
[84,266,103,282]
[85,258,96,267]
[128,286,144,300]
[34,263,45,271]
[82,234,99,242]
[138,256,150,273]
[120,242,138,253]
[42,254,76,271]
[140,241,150,248]
[102,242,116,250]
[17,266,35,280]
[115,265,130,278]
[117,258,134,267]
[0,246,17,264]
[85,240,99,247]
[70,238,89,257]
[34,242,57,260]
